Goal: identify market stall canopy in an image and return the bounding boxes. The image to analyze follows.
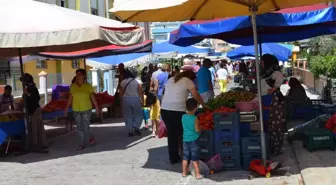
[169,4,336,46]
[227,43,292,61]
[37,40,152,59]
[87,53,151,69]
[110,0,329,22]
[152,42,209,54]
[0,0,145,57]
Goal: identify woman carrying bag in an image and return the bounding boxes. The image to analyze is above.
[119,68,144,137]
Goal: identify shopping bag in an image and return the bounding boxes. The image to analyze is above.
[157,120,167,138]
[189,160,210,177]
[207,154,224,173]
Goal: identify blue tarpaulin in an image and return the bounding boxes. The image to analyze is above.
[88,53,149,65]
[170,5,336,46]
[227,43,292,61]
[152,42,209,54]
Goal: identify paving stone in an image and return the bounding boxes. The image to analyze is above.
[0,117,317,185]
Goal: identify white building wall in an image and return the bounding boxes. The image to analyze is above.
[80,0,90,14]
[68,0,76,9]
[98,0,105,17]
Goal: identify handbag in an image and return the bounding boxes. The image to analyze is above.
[120,78,135,96]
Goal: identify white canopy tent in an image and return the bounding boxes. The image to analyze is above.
[0,0,145,57]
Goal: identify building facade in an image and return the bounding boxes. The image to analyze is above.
[150,22,184,43]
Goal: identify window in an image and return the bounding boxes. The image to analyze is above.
[10,67,21,77]
[217,43,227,47]
[91,0,98,15]
[60,0,65,7]
[154,34,168,43]
[72,60,80,69]
[36,60,47,69]
[91,8,98,15]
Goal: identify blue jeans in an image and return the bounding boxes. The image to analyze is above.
[122,96,143,131]
[73,110,92,146]
[183,139,200,161]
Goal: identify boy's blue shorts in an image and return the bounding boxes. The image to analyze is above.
[183,140,200,161]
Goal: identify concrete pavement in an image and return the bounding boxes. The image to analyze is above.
[0,119,304,185]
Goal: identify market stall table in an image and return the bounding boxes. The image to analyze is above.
[42,108,74,132]
[0,119,25,154]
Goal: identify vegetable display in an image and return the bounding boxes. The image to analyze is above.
[206,90,256,109]
[42,91,115,112]
[198,107,236,130]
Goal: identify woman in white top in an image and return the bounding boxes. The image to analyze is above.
[161,70,208,164]
[119,68,145,137]
[216,63,229,93]
[260,54,285,156]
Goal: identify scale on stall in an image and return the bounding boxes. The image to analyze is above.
[240,111,258,122]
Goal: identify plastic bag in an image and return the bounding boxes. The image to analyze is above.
[189,160,209,177]
[207,154,224,173]
[157,120,167,138]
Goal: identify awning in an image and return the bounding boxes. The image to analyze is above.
[37,40,152,59]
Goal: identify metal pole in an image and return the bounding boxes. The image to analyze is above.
[250,8,267,166]
[18,49,31,149]
[105,0,110,19]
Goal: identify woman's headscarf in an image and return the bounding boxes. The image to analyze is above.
[261,54,281,79]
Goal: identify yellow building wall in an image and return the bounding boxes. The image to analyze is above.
[61,59,86,84]
[24,60,57,77]
[24,59,86,86]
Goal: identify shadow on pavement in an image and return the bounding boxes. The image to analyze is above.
[142,146,250,182]
[0,122,152,164]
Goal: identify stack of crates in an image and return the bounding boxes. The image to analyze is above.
[198,130,214,160]
[241,134,268,170]
[213,112,241,170]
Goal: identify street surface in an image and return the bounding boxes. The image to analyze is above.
[0,83,334,185]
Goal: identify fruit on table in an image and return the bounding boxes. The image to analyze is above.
[0,115,18,122]
[218,90,256,102]
[206,90,256,109]
[42,99,68,112]
[42,92,115,112]
[198,107,236,130]
[94,91,115,107]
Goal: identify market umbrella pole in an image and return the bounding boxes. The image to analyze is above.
[84,59,87,71]
[18,49,32,150]
[250,7,267,166]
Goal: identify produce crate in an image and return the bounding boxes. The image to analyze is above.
[241,154,262,170]
[303,128,336,152]
[221,153,241,170]
[214,127,240,144]
[199,142,214,160]
[239,122,251,137]
[198,131,214,159]
[320,104,336,115]
[215,143,240,154]
[241,134,269,154]
[214,112,240,130]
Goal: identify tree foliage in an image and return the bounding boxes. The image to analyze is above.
[304,35,336,77]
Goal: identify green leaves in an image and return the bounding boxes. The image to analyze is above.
[310,55,336,78]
